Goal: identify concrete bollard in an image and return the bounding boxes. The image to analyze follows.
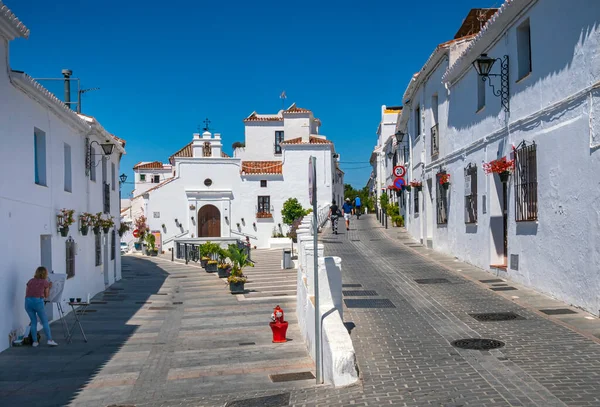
[318,256,343,320]
[298,235,313,274]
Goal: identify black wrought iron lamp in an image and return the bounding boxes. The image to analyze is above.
[119,173,127,189]
[87,140,114,174]
[394,131,405,143]
[473,53,510,112]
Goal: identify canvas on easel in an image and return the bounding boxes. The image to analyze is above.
[47,273,66,303]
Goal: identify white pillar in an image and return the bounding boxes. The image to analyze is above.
[306,243,324,296]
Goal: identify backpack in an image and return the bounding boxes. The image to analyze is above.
[22,331,41,346]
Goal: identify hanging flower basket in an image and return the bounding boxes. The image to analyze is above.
[57,208,75,236]
[59,227,69,237]
[103,227,110,234]
[93,226,101,235]
[483,157,514,183]
[79,212,94,236]
[409,180,422,191]
[81,225,89,236]
[439,173,450,189]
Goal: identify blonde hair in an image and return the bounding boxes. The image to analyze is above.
[34,266,48,280]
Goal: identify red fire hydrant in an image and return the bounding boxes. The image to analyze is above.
[270,305,288,343]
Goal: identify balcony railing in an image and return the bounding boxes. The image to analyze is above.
[431,123,439,158]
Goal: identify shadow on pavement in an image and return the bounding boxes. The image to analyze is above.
[0,256,168,407]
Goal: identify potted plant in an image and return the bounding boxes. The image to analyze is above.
[226,244,253,294]
[57,209,75,237]
[409,180,423,191]
[134,215,148,251]
[98,214,114,234]
[118,222,130,237]
[79,212,94,236]
[483,156,514,183]
[392,215,404,227]
[145,233,158,256]
[205,242,220,272]
[217,248,231,278]
[199,242,211,267]
[439,173,451,189]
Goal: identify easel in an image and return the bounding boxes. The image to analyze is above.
[55,301,71,340]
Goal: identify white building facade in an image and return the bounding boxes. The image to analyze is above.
[402,0,600,314]
[0,4,125,351]
[128,104,342,250]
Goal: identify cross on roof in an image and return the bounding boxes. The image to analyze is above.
[202,118,211,132]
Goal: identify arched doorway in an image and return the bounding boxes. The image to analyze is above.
[198,205,221,237]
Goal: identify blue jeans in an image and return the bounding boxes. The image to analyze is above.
[24,297,52,342]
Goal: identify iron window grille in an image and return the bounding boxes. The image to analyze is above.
[464,164,477,224]
[431,123,439,157]
[140,174,146,182]
[274,131,284,154]
[110,230,116,260]
[257,196,271,214]
[260,180,267,188]
[514,141,538,221]
[95,233,102,266]
[436,171,448,225]
[66,237,75,279]
[414,189,419,215]
[103,182,111,213]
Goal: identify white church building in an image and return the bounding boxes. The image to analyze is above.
[400,0,600,315]
[127,103,343,250]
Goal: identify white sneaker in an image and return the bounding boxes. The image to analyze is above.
[47,340,58,347]
[32,342,39,347]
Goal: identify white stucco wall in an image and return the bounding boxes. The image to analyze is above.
[0,35,123,350]
[241,121,283,161]
[404,0,600,314]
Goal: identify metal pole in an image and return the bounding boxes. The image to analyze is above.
[311,156,322,385]
[171,247,174,262]
[385,209,388,229]
[185,244,189,264]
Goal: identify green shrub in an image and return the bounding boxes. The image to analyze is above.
[391,215,404,227]
[281,198,310,225]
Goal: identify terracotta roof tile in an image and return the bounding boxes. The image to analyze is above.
[243,112,283,122]
[284,103,312,114]
[169,142,230,164]
[241,161,283,175]
[280,136,332,145]
[134,161,165,170]
[111,134,126,148]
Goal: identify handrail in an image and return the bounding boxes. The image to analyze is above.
[231,230,258,240]
[163,230,189,245]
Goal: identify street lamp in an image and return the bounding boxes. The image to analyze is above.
[87,140,114,175]
[395,131,405,143]
[473,53,510,112]
[119,173,128,185]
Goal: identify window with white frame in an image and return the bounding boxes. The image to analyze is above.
[64,143,72,192]
[34,128,47,186]
[517,19,532,80]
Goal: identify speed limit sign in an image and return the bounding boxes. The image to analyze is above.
[393,165,406,178]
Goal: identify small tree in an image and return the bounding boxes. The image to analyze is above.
[226,244,253,284]
[281,198,309,225]
[134,215,148,242]
[379,192,389,212]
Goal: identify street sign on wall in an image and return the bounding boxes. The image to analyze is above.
[133,229,140,238]
[394,177,406,189]
[393,165,406,178]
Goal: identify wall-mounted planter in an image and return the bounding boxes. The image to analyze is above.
[80,226,89,236]
[59,227,69,237]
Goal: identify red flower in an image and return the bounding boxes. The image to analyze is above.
[439,173,450,185]
[483,157,514,174]
[409,180,422,187]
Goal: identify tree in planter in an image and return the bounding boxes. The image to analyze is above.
[134,215,148,250]
[216,248,231,278]
[205,242,221,272]
[144,233,157,256]
[226,244,253,294]
[281,198,309,226]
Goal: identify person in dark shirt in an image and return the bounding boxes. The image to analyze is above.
[342,198,353,231]
[328,200,340,234]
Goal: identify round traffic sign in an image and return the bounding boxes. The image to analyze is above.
[133,229,140,238]
[393,165,406,178]
[394,177,406,189]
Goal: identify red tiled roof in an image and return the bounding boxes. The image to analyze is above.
[280,136,332,145]
[454,8,498,39]
[284,103,311,114]
[111,134,126,148]
[243,112,283,122]
[169,142,230,164]
[133,161,165,170]
[241,161,283,175]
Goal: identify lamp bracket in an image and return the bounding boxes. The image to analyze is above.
[480,55,510,113]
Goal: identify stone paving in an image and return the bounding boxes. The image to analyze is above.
[3,217,600,406]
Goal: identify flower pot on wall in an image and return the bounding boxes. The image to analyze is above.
[442,183,450,190]
[59,227,69,237]
[103,227,110,234]
[81,226,89,236]
[499,171,511,183]
[93,226,100,235]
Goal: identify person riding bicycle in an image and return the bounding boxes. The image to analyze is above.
[328,200,341,234]
[354,196,362,218]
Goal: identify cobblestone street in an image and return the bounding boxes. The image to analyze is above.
[3,216,600,406]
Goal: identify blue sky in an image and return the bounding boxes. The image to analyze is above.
[6,0,496,196]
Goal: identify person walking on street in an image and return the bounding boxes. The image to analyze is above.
[343,198,353,231]
[328,200,341,234]
[354,196,362,219]
[25,266,58,347]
